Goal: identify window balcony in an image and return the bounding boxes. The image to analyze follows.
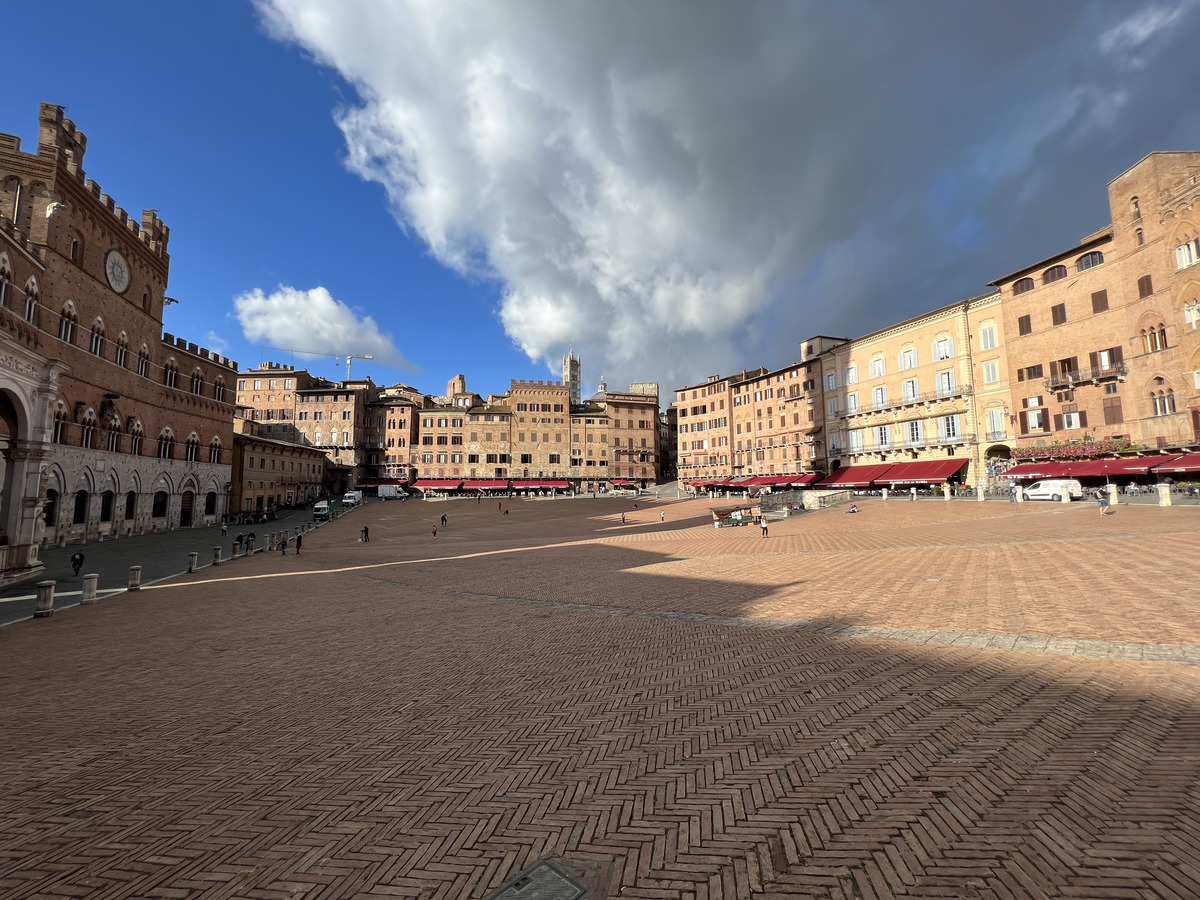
[985,430,1007,442]
[937,432,975,446]
[1045,362,1127,390]
[904,438,926,449]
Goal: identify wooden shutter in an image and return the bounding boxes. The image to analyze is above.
[1042,411,1052,432]
[1091,290,1109,313]
[1078,411,1088,428]
[1113,345,1124,363]
[1019,411,1028,433]
[1089,351,1099,369]
[1049,360,1060,378]
[1017,368,1025,382]
[1053,414,1064,431]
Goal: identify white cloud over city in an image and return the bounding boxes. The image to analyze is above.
[234,285,416,372]
[258,0,1200,391]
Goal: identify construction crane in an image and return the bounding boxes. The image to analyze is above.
[259,347,374,380]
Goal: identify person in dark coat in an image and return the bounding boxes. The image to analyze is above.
[70,551,84,576]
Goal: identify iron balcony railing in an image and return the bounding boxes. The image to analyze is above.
[844,384,974,417]
[1044,362,1127,391]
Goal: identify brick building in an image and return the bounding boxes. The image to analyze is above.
[993,152,1200,455]
[1,103,236,547]
[362,382,423,485]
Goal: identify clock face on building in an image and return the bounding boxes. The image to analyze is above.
[104,249,131,294]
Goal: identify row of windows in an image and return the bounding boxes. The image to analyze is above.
[833,415,967,453]
[1011,252,1105,294]
[52,416,223,462]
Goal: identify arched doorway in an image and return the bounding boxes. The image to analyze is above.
[180,490,194,527]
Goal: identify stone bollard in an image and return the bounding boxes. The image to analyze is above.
[128,565,142,591]
[976,484,986,502]
[81,574,98,604]
[943,484,951,502]
[188,551,199,573]
[1158,483,1172,506]
[1060,489,1071,504]
[1016,485,1024,503]
[213,547,222,567]
[34,580,55,617]
[232,543,242,560]
[882,488,888,501]
[910,487,917,502]
[1108,484,1119,507]
[246,536,255,554]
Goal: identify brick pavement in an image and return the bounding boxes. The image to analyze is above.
[1,497,1198,899]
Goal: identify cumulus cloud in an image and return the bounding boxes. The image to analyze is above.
[234,285,417,372]
[258,0,1200,391]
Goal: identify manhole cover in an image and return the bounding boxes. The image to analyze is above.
[487,859,587,900]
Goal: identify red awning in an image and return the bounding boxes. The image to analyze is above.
[787,473,822,485]
[1001,462,1071,479]
[875,458,968,485]
[463,480,510,490]
[412,479,464,489]
[543,480,571,488]
[609,479,635,486]
[817,464,897,487]
[1147,453,1200,473]
[357,479,408,486]
[1065,455,1181,477]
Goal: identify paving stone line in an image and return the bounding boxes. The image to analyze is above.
[352,574,1200,667]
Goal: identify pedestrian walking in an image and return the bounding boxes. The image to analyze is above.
[760,519,768,538]
[220,522,228,537]
[248,530,256,549]
[70,551,84,576]
[440,514,447,527]
[1097,489,1115,518]
[280,537,288,555]
[295,534,302,555]
[499,500,503,511]
[432,526,438,538]
[235,533,244,554]
[660,511,665,522]
[1010,482,1018,503]
[621,512,626,524]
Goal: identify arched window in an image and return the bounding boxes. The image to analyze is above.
[157,429,175,460]
[1013,277,1035,295]
[1151,388,1176,417]
[190,369,204,395]
[1076,251,1104,271]
[184,434,200,462]
[69,232,83,264]
[79,410,97,449]
[124,491,137,520]
[315,431,322,446]
[100,491,114,523]
[23,277,37,323]
[152,491,169,518]
[1175,236,1200,270]
[44,489,59,528]
[213,378,226,403]
[208,437,222,463]
[163,359,178,388]
[52,408,68,444]
[128,420,144,456]
[1132,196,1141,218]
[1141,323,1168,353]
[58,302,77,343]
[1042,265,1068,284]
[115,332,129,368]
[1136,228,1144,246]
[204,492,217,515]
[137,345,150,378]
[73,490,89,525]
[89,318,105,356]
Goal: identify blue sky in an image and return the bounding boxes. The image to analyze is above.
[4,1,1200,401]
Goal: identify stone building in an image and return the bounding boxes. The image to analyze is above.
[362,382,423,485]
[1,103,236,545]
[819,293,1012,485]
[992,152,1200,454]
[231,414,328,515]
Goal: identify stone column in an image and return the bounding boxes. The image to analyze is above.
[81,574,98,604]
[128,565,142,591]
[34,580,55,617]
[1158,483,1172,506]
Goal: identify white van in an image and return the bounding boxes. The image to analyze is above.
[312,500,330,520]
[1022,479,1083,501]
[342,490,363,507]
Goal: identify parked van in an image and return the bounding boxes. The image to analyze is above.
[312,500,330,520]
[342,490,363,507]
[1022,479,1083,501]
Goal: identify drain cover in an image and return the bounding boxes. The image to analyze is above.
[487,859,588,900]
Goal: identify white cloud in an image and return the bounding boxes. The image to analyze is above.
[202,331,228,355]
[258,0,1200,391]
[233,285,416,372]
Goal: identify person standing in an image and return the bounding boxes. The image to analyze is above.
[660,511,665,522]
[432,526,438,538]
[235,533,244,555]
[760,519,768,538]
[621,512,626,524]
[361,526,370,542]
[220,521,228,537]
[1097,489,1115,518]
[295,533,303,555]
[440,513,447,527]
[280,537,288,555]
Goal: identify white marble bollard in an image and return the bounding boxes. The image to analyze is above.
[81,574,98,604]
[128,566,142,591]
[34,580,55,617]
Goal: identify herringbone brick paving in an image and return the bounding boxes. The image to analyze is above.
[2,498,1198,899]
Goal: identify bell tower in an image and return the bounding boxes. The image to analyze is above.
[563,347,581,407]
